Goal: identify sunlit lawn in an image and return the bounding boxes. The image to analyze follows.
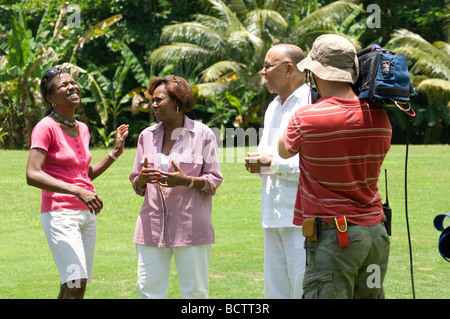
[0,145,449,299]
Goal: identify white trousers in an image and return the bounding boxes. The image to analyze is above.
[264,227,306,298]
[41,209,96,285]
[135,244,212,299]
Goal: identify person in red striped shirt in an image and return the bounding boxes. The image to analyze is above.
[278,34,392,299]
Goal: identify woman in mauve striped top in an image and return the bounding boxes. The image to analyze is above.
[129,75,223,299]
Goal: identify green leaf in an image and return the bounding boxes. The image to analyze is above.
[120,42,149,87]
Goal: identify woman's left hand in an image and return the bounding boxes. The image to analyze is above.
[113,124,129,157]
[157,161,190,188]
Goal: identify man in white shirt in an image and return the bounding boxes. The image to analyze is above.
[245,44,311,298]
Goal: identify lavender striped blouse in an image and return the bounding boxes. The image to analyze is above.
[129,116,223,248]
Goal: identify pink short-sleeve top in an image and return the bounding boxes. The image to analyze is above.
[30,116,95,213]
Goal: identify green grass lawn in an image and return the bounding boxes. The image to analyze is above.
[0,145,449,299]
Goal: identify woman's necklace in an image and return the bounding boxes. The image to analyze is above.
[50,110,76,128]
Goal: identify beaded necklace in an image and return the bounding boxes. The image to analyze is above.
[50,110,76,128]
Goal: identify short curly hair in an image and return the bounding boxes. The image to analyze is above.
[147,75,194,113]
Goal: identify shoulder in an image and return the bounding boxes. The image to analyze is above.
[292,83,312,100]
[30,117,57,150]
[32,116,56,136]
[34,116,54,129]
[187,118,219,144]
[284,84,313,109]
[73,121,91,139]
[76,120,89,131]
[136,123,162,145]
[140,122,161,136]
[295,83,312,96]
[187,117,214,135]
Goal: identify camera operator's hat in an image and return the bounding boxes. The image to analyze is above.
[297,34,359,84]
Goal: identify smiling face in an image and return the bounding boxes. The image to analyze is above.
[46,73,81,108]
[260,48,290,95]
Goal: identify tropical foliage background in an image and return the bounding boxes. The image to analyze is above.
[0,0,448,149]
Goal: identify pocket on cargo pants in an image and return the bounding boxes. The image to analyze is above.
[302,239,337,298]
[302,225,390,299]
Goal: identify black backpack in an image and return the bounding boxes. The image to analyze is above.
[352,44,416,116]
[310,44,416,117]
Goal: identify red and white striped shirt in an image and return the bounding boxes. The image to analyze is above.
[130,116,223,247]
[284,96,392,226]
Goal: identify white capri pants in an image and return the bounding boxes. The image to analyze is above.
[41,209,97,285]
[135,243,212,299]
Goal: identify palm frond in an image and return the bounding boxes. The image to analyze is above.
[338,3,364,34]
[149,43,212,69]
[389,46,450,81]
[386,29,450,71]
[192,81,231,99]
[416,78,450,102]
[288,1,360,45]
[193,14,228,34]
[199,60,244,82]
[227,0,248,18]
[161,22,226,52]
[70,14,123,63]
[297,1,359,27]
[433,41,450,57]
[209,0,245,31]
[245,8,288,38]
[120,42,148,87]
[78,14,123,47]
[228,29,265,58]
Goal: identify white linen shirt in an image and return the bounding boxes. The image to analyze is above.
[257,84,311,228]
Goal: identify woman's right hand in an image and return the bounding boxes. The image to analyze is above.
[27,148,103,215]
[76,187,103,215]
[136,157,160,189]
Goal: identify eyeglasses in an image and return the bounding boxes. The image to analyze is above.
[163,75,175,79]
[262,61,290,71]
[43,66,68,80]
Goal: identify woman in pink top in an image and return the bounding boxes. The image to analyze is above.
[26,66,129,299]
[129,75,222,298]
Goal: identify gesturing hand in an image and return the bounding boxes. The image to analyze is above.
[113,124,129,157]
[157,161,188,188]
[137,157,160,188]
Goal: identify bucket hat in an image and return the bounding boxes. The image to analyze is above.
[297,34,359,84]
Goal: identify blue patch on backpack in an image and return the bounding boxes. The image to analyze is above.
[352,45,416,116]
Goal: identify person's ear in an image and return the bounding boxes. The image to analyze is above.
[45,94,54,106]
[285,63,294,77]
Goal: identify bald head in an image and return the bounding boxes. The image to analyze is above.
[268,44,305,65]
[262,44,306,102]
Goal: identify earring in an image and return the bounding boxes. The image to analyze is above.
[177,106,180,113]
[51,102,56,108]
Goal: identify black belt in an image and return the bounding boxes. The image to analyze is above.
[319,220,357,230]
